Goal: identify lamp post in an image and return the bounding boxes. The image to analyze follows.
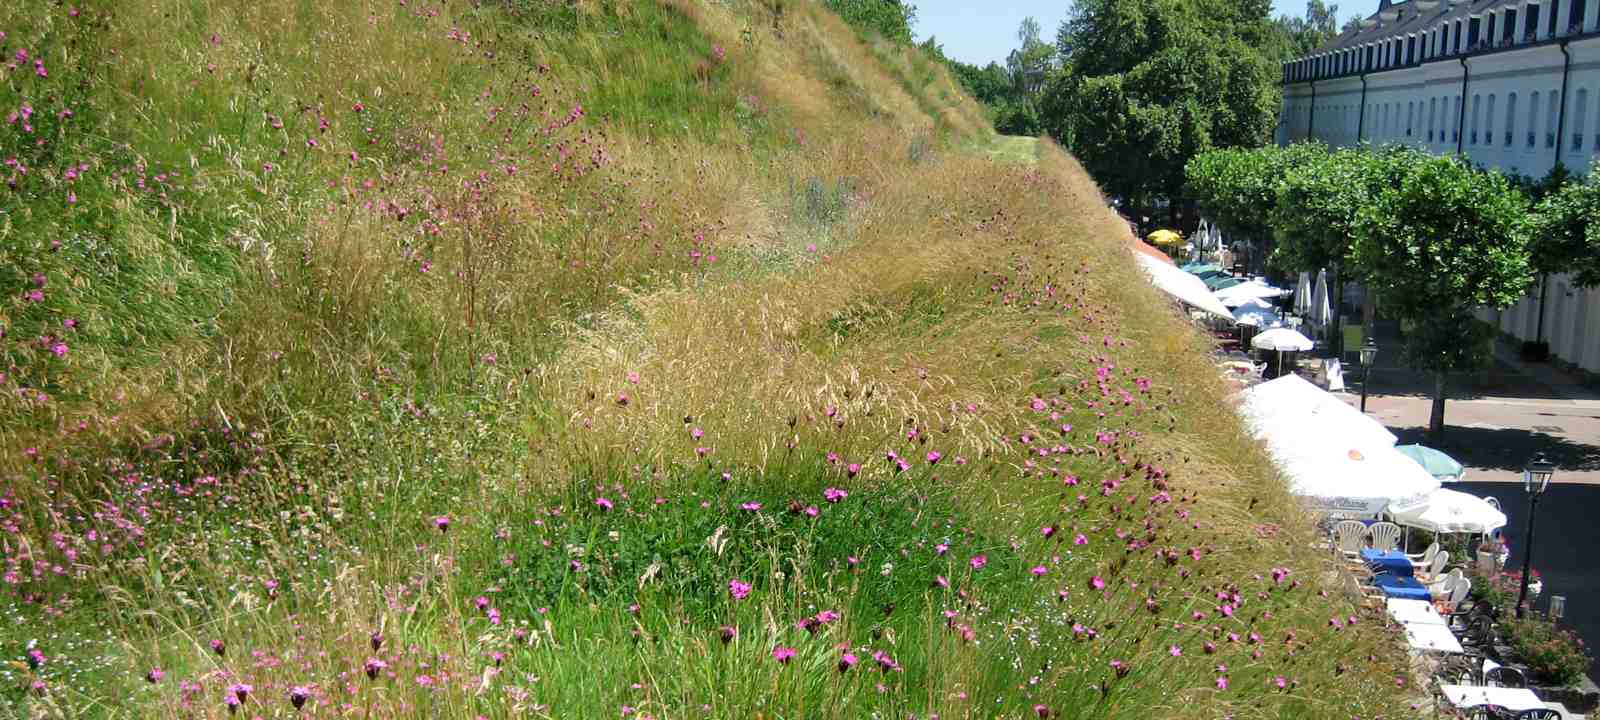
[1359,338,1378,413]
[1516,452,1556,619]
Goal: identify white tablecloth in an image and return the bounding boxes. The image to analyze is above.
[1440,684,1546,712]
[1404,623,1463,653]
[1386,598,1447,626]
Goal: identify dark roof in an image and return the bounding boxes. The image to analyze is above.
[1302,0,1532,57]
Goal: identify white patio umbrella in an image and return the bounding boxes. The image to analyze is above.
[1215,280,1290,308]
[1294,272,1313,316]
[1387,488,1508,534]
[1236,374,1397,447]
[1133,253,1236,321]
[1252,327,1314,377]
[1259,429,1441,516]
[1232,298,1282,328]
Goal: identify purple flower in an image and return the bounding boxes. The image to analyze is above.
[288,686,310,710]
[1089,575,1105,590]
[925,450,942,464]
[740,502,761,511]
[838,652,858,672]
[145,667,165,684]
[229,683,253,702]
[719,625,737,644]
[364,658,387,679]
[210,639,226,657]
[1030,565,1048,577]
[772,646,796,664]
[595,497,614,511]
[434,515,450,532]
[728,579,751,600]
[823,487,847,503]
[969,554,987,570]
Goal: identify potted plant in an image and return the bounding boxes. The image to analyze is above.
[1476,537,1504,574]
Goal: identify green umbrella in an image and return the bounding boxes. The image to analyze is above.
[1182,263,1222,274]
[1396,444,1466,482]
[1206,276,1245,291]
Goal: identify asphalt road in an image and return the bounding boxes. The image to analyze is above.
[1456,482,1600,680]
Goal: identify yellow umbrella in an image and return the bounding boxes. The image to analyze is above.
[1147,229,1183,246]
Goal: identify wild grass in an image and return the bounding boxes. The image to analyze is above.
[0,1,1409,718]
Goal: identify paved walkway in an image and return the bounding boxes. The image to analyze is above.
[1325,324,1600,485]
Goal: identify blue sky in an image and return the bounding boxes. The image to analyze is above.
[912,0,1379,66]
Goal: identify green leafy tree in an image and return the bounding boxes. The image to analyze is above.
[825,0,918,43]
[1045,0,1282,208]
[1529,160,1600,287]
[1185,142,1325,246]
[1352,153,1535,434]
[1268,0,1342,61]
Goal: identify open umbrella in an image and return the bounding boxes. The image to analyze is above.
[1395,444,1467,483]
[1215,281,1289,307]
[1252,327,1315,377]
[1232,298,1282,328]
[1206,276,1245,291]
[1148,229,1183,246]
[1388,488,1506,534]
[1182,263,1222,275]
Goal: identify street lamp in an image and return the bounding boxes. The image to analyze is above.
[1516,452,1556,619]
[1359,338,1378,413]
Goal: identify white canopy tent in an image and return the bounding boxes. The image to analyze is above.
[1387,488,1508,534]
[1133,253,1235,321]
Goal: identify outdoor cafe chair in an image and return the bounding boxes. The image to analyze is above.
[1367,521,1403,553]
[1344,572,1386,609]
[1415,551,1449,584]
[1513,709,1562,720]
[1428,568,1465,599]
[1486,665,1528,689]
[1333,520,1368,560]
[1407,541,1441,567]
[1439,577,1472,615]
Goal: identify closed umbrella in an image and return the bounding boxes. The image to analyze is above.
[1395,444,1467,482]
[1388,488,1507,534]
[1310,269,1332,335]
[1295,272,1313,317]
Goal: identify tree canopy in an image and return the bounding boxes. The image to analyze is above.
[825,0,918,43]
[1041,0,1282,204]
[1529,160,1600,287]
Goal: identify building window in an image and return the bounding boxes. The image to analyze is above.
[1575,89,1588,151]
[1471,95,1481,145]
[1529,91,1541,149]
[1429,97,1438,143]
[1547,91,1560,148]
[1478,94,1491,148]
[1572,0,1588,34]
[1407,102,1415,137]
[1505,93,1517,147]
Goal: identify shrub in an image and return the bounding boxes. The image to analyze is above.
[1503,612,1593,686]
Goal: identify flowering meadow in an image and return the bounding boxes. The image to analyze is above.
[0,1,1412,717]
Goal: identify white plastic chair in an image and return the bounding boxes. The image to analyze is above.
[1406,541,1440,565]
[1332,520,1368,560]
[1367,522,1403,552]
[1416,550,1449,583]
[1427,568,1463,598]
[1439,577,1471,614]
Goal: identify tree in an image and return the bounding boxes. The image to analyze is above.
[825,0,918,43]
[1044,0,1281,209]
[1352,153,1535,435]
[1269,0,1342,62]
[1007,17,1056,96]
[1185,142,1325,247]
[1529,160,1600,287]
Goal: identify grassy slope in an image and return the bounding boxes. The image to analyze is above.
[0,2,1409,718]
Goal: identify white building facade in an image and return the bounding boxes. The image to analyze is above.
[1279,0,1600,377]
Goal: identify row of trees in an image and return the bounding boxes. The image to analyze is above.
[1187,144,1600,433]
[917,1,1350,208]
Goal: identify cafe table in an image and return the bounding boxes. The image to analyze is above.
[1439,684,1546,712]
